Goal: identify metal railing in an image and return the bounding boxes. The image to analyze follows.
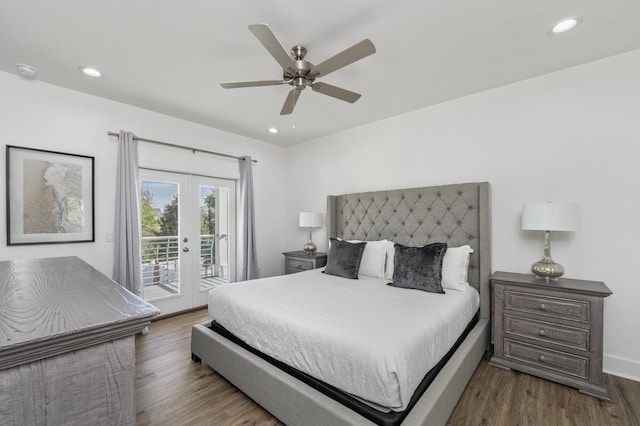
[141,234,220,287]
[200,234,215,276]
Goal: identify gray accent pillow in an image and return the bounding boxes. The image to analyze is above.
[389,243,448,293]
[323,238,367,279]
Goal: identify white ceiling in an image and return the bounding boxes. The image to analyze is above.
[1,1,639,146]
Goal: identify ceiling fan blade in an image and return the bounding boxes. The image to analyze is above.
[280,89,302,115]
[248,24,295,72]
[311,82,361,103]
[310,39,376,78]
[220,80,288,89]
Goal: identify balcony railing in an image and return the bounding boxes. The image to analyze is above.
[141,234,222,288]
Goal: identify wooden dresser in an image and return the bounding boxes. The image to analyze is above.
[0,256,160,425]
[283,251,327,274]
[490,271,612,400]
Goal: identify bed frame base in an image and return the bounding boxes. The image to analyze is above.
[191,318,489,426]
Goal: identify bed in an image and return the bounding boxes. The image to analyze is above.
[191,182,491,425]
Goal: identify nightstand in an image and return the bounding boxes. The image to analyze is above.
[283,251,327,274]
[489,271,612,400]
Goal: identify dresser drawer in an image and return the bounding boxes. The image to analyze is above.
[504,314,589,352]
[504,290,590,323]
[286,258,312,273]
[504,340,589,380]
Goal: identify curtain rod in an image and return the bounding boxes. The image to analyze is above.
[107,131,257,163]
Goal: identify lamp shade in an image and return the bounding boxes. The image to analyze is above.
[522,203,579,231]
[299,212,323,228]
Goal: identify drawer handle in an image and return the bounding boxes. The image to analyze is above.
[538,329,546,336]
[539,355,546,363]
[539,303,547,311]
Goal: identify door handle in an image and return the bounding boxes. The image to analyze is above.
[183,247,189,252]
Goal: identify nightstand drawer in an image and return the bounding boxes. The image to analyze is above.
[283,251,327,275]
[505,290,589,323]
[286,258,312,273]
[505,314,589,351]
[504,340,589,380]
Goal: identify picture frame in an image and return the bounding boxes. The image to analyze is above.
[6,145,95,245]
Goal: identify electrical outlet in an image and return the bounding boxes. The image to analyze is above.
[106,232,114,242]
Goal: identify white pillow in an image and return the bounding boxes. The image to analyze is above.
[441,245,474,292]
[347,239,388,278]
[384,242,473,291]
[384,241,396,281]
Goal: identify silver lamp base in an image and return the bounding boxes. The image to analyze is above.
[303,227,317,254]
[303,241,317,254]
[531,257,565,280]
[531,230,565,281]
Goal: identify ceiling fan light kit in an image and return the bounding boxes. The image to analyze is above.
[220,24,376,115]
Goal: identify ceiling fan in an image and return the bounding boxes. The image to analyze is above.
[220,24,376,115]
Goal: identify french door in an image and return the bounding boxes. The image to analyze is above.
[139,169,236,315]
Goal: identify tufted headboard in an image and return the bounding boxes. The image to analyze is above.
[327,182,491,319]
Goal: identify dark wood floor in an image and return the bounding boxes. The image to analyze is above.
[136,309,640,426]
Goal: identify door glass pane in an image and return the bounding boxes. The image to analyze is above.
[199,185,230,291]
[140,180,181,301]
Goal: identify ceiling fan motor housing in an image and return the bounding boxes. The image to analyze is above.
[285,50,315,90]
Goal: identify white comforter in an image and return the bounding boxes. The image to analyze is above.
[208,269,479,411]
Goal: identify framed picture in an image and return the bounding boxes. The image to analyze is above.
[6,145,95,245]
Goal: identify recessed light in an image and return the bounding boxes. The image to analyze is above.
[16,63,37,78]
[268,127,278,134]
[551,16,582,34]
[80,66,102,78]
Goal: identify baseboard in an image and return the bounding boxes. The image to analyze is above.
[604,354,640,382]
[152,305,207,321]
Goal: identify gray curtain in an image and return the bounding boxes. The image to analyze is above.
[237,156,258,281]
[112,130,142,295]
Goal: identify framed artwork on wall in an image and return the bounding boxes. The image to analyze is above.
[6,145,95,245]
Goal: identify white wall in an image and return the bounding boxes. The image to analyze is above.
[284,49,640,381]
[0,71,285,279]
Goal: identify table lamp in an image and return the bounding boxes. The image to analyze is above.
[299,212,323,254]
[522,202,578,280]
